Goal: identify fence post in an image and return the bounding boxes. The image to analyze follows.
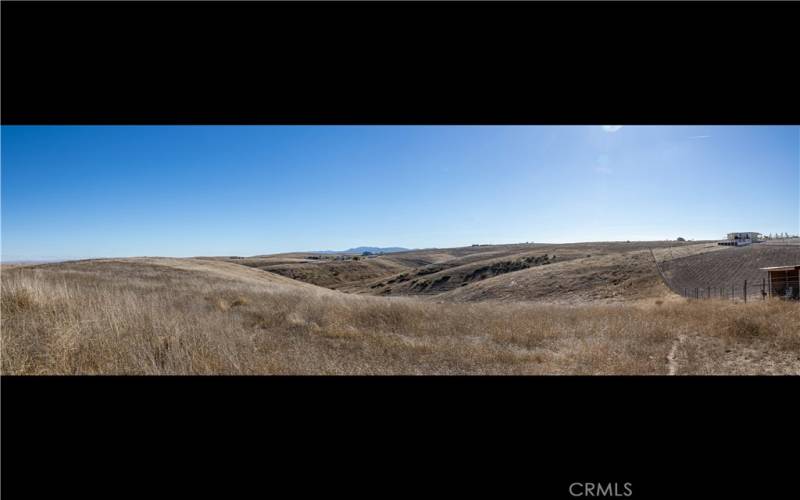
[744,280,747,303]
[695,288,698,299]
[762,278,766,300]
[707,286,711,300]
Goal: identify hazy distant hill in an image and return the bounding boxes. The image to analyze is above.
[313,247,410,254]
[345,247,409,254]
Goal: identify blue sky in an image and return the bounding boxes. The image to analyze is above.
[1,125,798,260]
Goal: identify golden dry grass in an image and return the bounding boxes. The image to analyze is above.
[2,258,798,375]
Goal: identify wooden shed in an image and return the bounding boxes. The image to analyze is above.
[760,265,800,300]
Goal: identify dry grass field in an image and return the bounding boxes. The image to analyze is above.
[2,245,798,375]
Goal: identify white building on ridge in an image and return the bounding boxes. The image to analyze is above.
[718,232,761,247]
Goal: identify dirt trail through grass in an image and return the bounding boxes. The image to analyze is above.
[667,334,687,375]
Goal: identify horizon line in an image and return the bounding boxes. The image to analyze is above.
[12,236,800,263]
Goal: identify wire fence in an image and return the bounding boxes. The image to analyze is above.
[679,276,800,302]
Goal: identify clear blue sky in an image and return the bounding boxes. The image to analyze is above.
[2,125,798,260]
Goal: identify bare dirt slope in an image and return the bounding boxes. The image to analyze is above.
[652,242,732,263]
[658,244,800,296]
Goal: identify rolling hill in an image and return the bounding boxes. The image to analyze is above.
[335,241,698,303]
[3,241,799,375]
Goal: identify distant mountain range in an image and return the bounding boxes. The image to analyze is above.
[314,247,411,254]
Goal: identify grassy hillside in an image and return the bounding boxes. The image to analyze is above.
[2,257,798,374]
[228,255,412,289]
[205,245,563,291]
[439,249,672,303]
[200,242,710,302]
[346,252,562,296]
[338,241,694,302]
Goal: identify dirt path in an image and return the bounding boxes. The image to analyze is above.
[667,334,687,375]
